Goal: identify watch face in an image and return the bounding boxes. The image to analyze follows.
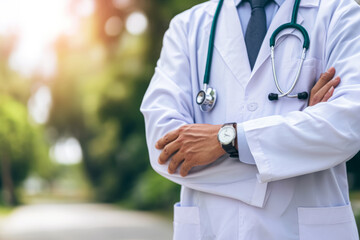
[218,126,236,145]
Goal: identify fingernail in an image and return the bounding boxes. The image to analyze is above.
[329,86,334,93]
[327,67,335,73]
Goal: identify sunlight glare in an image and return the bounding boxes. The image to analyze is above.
[28,86,53,124]
[50,137,83,165]
[0,0,94,77]
[126,12,148,36]
[75,0,95,17]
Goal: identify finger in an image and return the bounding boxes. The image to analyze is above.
[168,153,184,174]
[158,140,181,164]
[316,76,340,99]
[180,161,193,177]
[312,67,335,92]
[321,86,335,103]
[156,128,180,149]
[311,67,336,94]
[310,76,340,106]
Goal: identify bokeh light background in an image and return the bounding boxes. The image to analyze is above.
[0,0,360,239]
[0,1,195,238]
[0,0,201,239]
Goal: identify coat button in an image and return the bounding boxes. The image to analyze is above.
[247,102,258,112]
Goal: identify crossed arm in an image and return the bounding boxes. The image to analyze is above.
[156,68,341,177]
[141,2,360,202]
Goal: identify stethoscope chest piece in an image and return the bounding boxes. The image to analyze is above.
[196,86,217,112]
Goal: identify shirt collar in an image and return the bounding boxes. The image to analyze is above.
[234,0,285,8]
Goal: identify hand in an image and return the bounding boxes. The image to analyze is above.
[309,67,340,106]
[156,124,225,177]
[155,68,340,177]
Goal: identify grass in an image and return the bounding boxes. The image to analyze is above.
[350,191,360,235]
[0,206,13,217]
[116,200,173,220]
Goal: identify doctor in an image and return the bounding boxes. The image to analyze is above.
[141,0,360,239]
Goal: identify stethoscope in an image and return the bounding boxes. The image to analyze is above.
[196,0,310,112]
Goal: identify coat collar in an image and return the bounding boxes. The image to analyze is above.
[208,0,320,8]
[234,0,285,8]
[205,0,319,85]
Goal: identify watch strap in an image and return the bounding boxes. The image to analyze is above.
[222,143,239,158]
[220,123,239,158]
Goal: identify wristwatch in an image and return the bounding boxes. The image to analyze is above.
[217,123,239,158]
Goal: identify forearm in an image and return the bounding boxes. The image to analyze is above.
[141,89,267,207]
[243,92,360,183]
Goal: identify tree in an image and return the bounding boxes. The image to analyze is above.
[46,0,211,207]
[0,95,50,205]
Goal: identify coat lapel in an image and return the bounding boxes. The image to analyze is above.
[206,0,252,87]
[204,0,320,85]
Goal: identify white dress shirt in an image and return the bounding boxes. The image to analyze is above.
[236,0,285,164]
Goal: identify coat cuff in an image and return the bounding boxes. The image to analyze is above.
[237,123,256,165]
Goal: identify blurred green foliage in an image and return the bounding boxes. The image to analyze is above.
[130,168,181,210]
[0,0,207,209]
[43,0,204,209]
[0,95,51,205]
[0,205,13,217]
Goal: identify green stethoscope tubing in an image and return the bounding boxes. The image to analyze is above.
[198,0,310,111]
[269,0,310,49]
[203,0,224,86]
[269,0,310,100]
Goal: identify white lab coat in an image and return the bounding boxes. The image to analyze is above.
[140,0,360,239]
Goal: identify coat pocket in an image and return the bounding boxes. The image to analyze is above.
[173,203,201,240]
[298,204,359,240]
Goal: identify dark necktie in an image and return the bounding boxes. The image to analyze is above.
[245,0,270,70]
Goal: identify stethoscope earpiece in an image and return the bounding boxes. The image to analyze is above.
[268,91,309,101]
[268,93,279,101]
[297,92,309,100]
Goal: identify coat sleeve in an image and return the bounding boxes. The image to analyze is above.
[140,14,268,207]
[243,2,360,183]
